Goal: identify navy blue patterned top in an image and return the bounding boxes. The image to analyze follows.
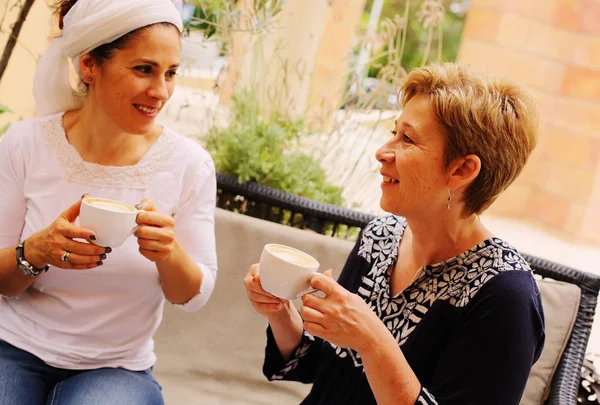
[263,215,545,405]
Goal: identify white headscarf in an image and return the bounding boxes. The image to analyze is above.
[33,0,183,116]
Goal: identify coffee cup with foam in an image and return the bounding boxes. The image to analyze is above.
[259,243,320,300]
[80,197,144,247]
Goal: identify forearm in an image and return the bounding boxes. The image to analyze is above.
[359,323,421,405]
[267,301,304,361]
[0,246,36,297]
[155,240,204,305]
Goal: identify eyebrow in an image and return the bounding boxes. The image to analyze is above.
[134,59,179,69]
[395,120,418,133]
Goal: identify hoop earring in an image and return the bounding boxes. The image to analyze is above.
[447,188,455,210]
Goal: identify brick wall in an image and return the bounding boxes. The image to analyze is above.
[458,0,600,246]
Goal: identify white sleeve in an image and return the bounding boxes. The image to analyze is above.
[0,126,27,249]
[171,154,218,312]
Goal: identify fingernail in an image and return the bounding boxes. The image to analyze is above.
[100,254,107,260]
[89,235,96,241]
[134,204,143,210]
[97,261,103,266]
[105,247,112,253]
[81,194,89,199]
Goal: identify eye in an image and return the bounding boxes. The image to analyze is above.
[166,70,178,79]
[134,65,152,74]
[401,134,413,143]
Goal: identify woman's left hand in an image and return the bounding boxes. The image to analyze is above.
[134,198,176,263]
[300,270,382,354]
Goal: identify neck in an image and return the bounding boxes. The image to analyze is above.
[403,209,493,267]
[63,103,158,166]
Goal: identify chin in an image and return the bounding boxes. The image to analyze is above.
[379,197,401,215]
[123,121,156,135]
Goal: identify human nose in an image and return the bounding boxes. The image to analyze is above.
[147,76,169,101]
[375,141,395,163]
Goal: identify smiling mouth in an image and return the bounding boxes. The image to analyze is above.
[383,176,399,184]
[134,104,158,114]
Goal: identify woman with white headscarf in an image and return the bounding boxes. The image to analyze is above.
[0,1,217,403]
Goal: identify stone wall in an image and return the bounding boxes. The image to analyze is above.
[458,0,600,246]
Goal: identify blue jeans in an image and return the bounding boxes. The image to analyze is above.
[0,340,163,405]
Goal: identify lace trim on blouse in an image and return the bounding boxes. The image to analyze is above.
[42,113,178,189]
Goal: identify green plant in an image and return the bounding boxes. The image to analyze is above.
[363,0,466,78]
[0,105,11,137]
[204,91,344,206]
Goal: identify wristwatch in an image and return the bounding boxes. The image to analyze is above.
[16,240,49,277]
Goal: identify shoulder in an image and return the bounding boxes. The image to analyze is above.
[2,114,55,142]
[446,238,541,307]
[0,114,62,154]
[161,127,215,176]
[362,214,406,241]
[356,214,405,262]
[465,239,541,307]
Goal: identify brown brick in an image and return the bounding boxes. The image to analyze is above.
[529,89,557,121]
[541,161,595,203]
[572,37,600,69]
[553,96,600,136]
[565,202,586,235]
[579,0,600,35]
[543,125,600,170]
[456,39,496,72]
[534,59,567,93]
[554,0,585,30]
[484,47,542,88]
[518,148,545,186]
[580,206,600,245]
[510,0,562,21]
[526,21,574,62]
[471,0,504,9]
[496,13,531,49]
[526,188,571,230]
[488,183,533,217]
[463,7,503,42]
[591,167,600,204]
[560,66,600,102]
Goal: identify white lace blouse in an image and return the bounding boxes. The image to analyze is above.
[0,113,218,370]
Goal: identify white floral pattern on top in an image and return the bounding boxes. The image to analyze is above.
[42,113,178,189]
[329,215,532,369]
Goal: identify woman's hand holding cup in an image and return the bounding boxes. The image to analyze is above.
[244,264,289,317]
[133,198,176,263]
[26,196,109,270]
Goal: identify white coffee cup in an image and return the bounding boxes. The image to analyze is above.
[80,197,143,247]
[259,243,320,300]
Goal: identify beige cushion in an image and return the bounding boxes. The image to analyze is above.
[520,278,581,405]
[153,208,354,405]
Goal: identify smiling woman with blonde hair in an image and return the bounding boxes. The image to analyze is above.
[244,62,545,405]
[0,1,217,404]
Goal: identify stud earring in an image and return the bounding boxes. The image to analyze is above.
[447,188,454,210]
[87,77,92,83]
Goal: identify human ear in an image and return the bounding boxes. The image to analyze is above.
[78,53,98,83]
[448,154,481,190]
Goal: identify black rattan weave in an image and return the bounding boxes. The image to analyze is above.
[216,172,377,239]
[523,254,600,405]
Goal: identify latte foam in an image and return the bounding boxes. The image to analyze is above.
[268,245,318,267]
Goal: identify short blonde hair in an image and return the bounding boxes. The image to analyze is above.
[400,63,539,216]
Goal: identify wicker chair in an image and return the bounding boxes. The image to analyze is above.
[216,173,600,405]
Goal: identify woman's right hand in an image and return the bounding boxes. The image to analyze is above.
[244,263,289,317]
[25,196,109,270]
